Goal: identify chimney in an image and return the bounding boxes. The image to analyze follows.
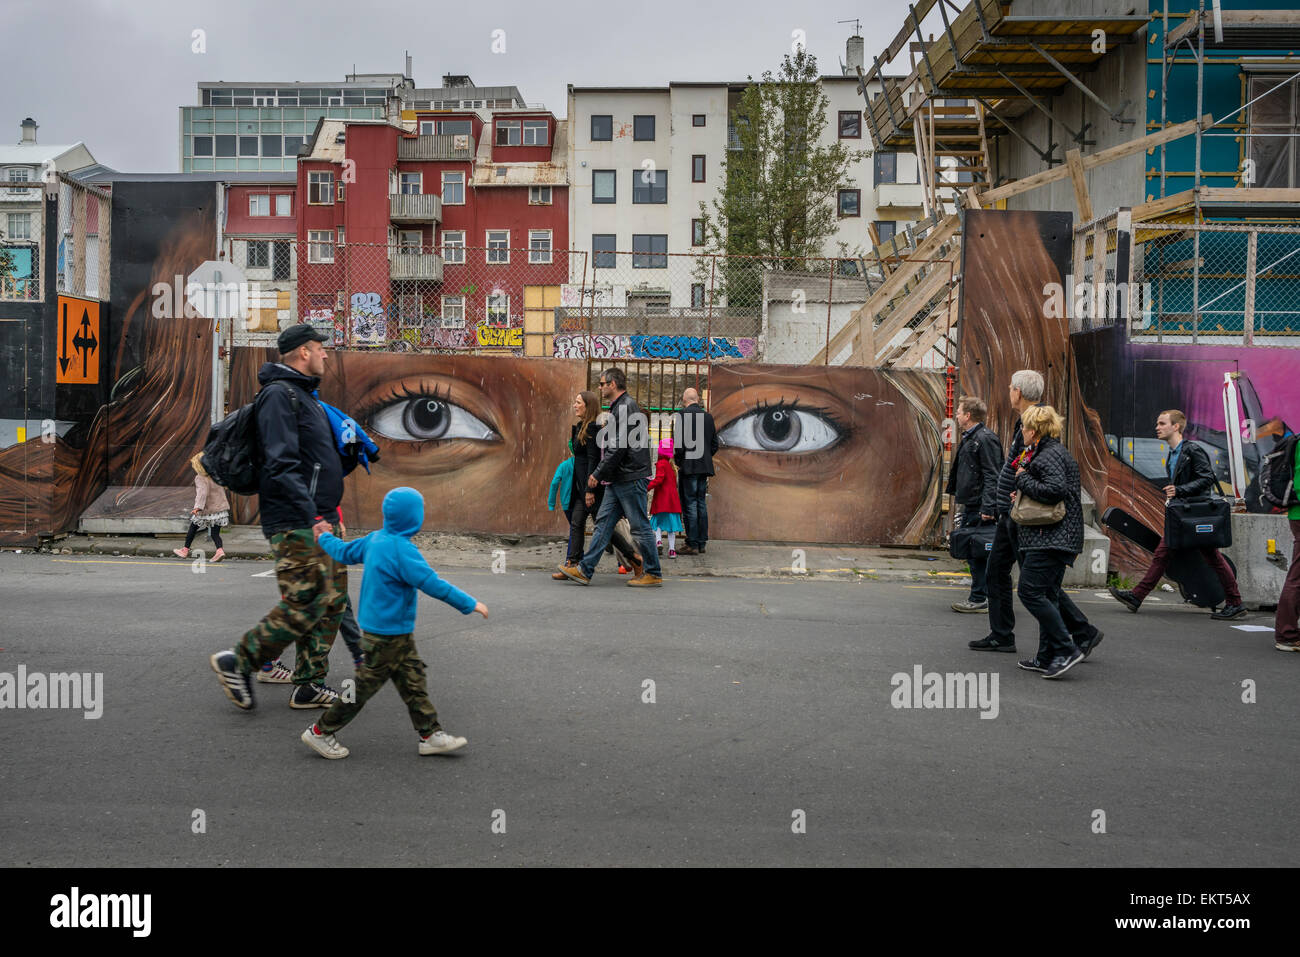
[405,52,412,79]
[846,35,864,75]
[20,117,38,144]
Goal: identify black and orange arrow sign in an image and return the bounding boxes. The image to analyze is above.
[56,295,99,385]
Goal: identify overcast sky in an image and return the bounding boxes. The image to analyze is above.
[3,0,923,172]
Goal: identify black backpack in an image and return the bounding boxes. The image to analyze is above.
[1257,433,1299,511]
[200,383,300,495]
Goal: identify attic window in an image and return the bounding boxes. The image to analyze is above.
[495,167,507,178]
[334,132,346,144]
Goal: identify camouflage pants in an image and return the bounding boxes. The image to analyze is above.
[234,526,346,685]
[317,633,440,736]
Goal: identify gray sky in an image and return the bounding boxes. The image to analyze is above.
[3,0,921,172]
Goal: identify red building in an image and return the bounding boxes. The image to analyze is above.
[296,111,569,356]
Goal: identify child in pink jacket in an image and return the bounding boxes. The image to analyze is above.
[175,452,230,562]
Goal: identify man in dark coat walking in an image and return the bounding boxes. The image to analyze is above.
[672,387,718,555]
[945,395,1003,613]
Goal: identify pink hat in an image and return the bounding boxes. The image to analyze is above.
[658,437,674,458]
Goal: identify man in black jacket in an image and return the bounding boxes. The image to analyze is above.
[210,323,358,710]
[672,387,718,555]
[1110,409,1246,620]
[560,367,663,586]
[945,396,1003,613]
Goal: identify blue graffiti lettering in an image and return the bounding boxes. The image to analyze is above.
[628,335,744,360]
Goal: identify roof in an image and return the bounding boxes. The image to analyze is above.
[471,119,569,187]
[568,77,875,94]
[766,270,871,303]
[66,163,119,182]
[74,171,296,184]
[0,143,90,166]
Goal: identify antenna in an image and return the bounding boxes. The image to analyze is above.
[837,17,862,35]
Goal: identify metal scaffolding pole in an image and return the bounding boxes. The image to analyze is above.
[1192,0,1204,343]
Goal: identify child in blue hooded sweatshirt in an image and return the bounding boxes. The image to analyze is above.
[301,486,488,760]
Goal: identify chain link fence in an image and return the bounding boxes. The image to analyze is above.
[1130,222,1300,343]
[264,238,878,364]
[54,176,111,301]
[0,172,45,302]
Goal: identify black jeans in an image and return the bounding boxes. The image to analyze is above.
[988,514,1094,645]
[1017,548,1084,663]
[184,522,224,550]
[681,474,709,548]
[567,491,637,567]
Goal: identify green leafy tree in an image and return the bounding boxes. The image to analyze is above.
[695,47,869,308]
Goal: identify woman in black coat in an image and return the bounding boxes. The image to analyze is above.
[1012,404,1096,679]
[555,390,641,578]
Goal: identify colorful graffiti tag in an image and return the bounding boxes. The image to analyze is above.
[552,334,757,360]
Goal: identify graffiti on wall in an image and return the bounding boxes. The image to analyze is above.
[552,334,756,360]
[349,292,386,346]
[228,350,945,545]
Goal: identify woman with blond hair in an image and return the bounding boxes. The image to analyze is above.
[1011,405,1094,679]
[174,452,229,562]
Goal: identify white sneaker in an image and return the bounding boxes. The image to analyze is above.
[301,724,349,759]
[418,730,467,755]
[256,659,293,683]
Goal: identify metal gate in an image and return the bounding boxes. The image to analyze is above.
[585,358,710,439]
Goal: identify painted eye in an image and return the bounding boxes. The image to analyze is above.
[370,393,497,442]
[718,402,842,453]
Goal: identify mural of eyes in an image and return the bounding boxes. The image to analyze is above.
[718,399,844,453]
[367,385,498,443]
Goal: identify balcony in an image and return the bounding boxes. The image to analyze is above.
[390,251,444,281]
[390,192,442,222]
[874,182,925,211]
[397,134,476,161]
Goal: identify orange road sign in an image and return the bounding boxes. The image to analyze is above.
[57,296,100,385]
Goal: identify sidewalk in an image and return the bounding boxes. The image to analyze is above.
[37,526,973,583]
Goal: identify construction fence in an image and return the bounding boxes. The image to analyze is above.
[0,173,110,303]
[1070,215,1300,343]
[227,239,890,365]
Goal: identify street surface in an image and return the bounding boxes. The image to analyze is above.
[1,552,1294,867]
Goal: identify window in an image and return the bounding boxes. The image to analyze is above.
[874,152,898,185]
[691,283,705,308]
[309,171,334,204]
[336,182,345,202]
[261,135,282,157]
[272,241,290,280]
[835,259,861,277]
[239,136,259,157]
[247,240,270,268]
[215,135,236,157]
[441,171,464,205]
[308,229,334,262]
[283,135,304,158]
[7,212,31,240]
[839,111,862,138]
[529,229,553,264]
[838,189,861,217]
[435,119,472,136]
[691,218,705,246]
[441,295,465,327]
[632,234,667,268]
[592,169,616,203]
[275,194,291,217]
[441,230,465,264]
[592,234,617,269]
[249,194,270,216]
[529,185,552,205]
[487,230,509,264]
[692,114,706,127]
[336,227,345,246]
[496,119,521,146]
[633,115,655,140]
[6,168,30,194]
[486,292,509,325]
[193,136,213,156]
[523,120,548,145]
[400,172,421,194]
[591,114,613,141]
[1248,74,1300,188]
[692,155,705,182]
[396,230,420,254]
[632,169,667,204]
[874,221,897,244]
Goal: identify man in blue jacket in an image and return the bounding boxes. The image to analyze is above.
[301,487,489,759]
[210,323,357,711]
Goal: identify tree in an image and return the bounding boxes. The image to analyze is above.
[695,47,869,307]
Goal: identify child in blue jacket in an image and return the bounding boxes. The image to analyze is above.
[302,486,488,759]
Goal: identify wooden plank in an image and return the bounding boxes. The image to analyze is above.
[1065,148,1092,221]
[1091,220,1106,331]
[963,186,983,209]
[982,115,1212,205]
[1200,187,1300,204]
[1131,189,1195,221]
[854,259,956,364]
[888,300,952,366]
[1244,229,1257,348]
[1072,228,1087,333]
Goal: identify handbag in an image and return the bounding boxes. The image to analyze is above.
[1010,494,1066,526]
[1164,496,1232,550]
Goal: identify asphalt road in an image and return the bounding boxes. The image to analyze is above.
[0,552,1294,867]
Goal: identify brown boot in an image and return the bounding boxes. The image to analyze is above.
[626,573,663,587]
[676,545,700,556]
